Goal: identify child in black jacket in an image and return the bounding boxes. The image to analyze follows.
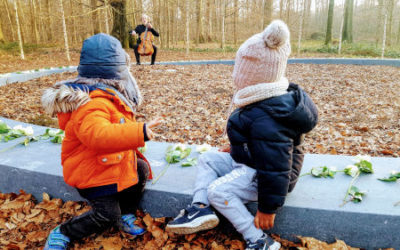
[166,20,318,250]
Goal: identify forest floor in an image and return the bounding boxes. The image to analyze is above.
[0,51,399,249]
[1,63,399,157]
[0,191,358,249]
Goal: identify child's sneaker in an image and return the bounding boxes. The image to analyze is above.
[43,225,70,250]
[166,205,219,234]
[245,233,281,250]
[121,214,146,236]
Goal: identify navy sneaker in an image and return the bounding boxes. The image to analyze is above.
[43,225,70,250]
[121,214,146,236]
[245,233,281,250]
[165,205,219,234]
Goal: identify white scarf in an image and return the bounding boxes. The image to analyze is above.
[233,77,289,107]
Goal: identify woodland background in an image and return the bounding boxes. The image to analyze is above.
[0,0,400,61]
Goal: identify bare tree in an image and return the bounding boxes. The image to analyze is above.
[13,0,24,59]
[91,0,101,34]
[234,0,238,46]
[59,0,71,62]
[2,0,16,41]
[44,0,53,41]
[386,0,395,45]
[325,0,335,45]
[111,0,129,48]
[104,0,110,34]
[220,0,226,49]
[0,18,5,43]
[185,0,190,54]
[342,0,354,42]
[263,0,273,27]
[381,13,387,58]
[29,0,40,43]
[195,0,204,44]
[297,0,306,54]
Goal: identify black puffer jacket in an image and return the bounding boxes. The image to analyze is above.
[227,83,318,213]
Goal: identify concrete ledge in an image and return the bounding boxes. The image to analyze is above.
[1,58,399,85]
[0,66,77,86]
[0,117,399,248]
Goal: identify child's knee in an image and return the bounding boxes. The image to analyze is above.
[207,181,231,205]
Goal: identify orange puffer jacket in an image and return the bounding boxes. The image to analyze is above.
[42,84,150,196]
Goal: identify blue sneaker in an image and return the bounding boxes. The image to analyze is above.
[43,225,70,250]
[121,214,146,236]
[165,205,219,234]
[245,233,281,250]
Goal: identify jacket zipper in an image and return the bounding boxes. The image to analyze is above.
[243,143,252,160]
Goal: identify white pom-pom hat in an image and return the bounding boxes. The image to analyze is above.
[232,20,291,93]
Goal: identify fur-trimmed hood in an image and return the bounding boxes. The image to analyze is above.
[42,77,140,117]
[42,83,91,117]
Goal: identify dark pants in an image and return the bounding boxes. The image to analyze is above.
[133,44,158,65]
[60,159,149,240]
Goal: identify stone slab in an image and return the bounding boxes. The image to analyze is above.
[0,117,399,248]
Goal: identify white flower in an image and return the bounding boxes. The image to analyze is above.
[354,154,371,163]
[48,129,60,137]
[196,144,212,154]
[330,166,337,172]
[173,143,186,151]
[345,165,359,177]
[13,125,23,131]
[391,170,399,175]
[23,126,34,136]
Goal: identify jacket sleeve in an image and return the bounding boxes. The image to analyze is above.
[249,122,293,214]
[73,98,145,152]
[150,28,160,37]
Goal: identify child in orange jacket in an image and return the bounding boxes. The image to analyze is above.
[41,33,162,250]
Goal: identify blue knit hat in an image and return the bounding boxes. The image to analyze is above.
[78,33,128,79]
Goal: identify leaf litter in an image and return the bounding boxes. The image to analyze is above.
[0,63,392,248]
[0,190,361,249]
[0,63,399,157]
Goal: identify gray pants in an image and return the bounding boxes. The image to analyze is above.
[192,151,264,242]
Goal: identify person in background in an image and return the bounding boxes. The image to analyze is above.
[130,14,160,65]
[166,20,318,250]
[41,33,162,250]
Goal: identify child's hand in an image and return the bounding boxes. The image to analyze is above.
[254,210,275,230]
[145,117,163,140]
[218,145,231,153]
[147,117,163,129]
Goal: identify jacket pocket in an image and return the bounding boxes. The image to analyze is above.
[97,152,125,166]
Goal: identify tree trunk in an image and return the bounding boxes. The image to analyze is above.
[279,0,284,19]
[59,0,71,62]
[220,0,225,49]
[111,0,129,48]
[13,0,25,59]
[69,0,77,44]
[338,5,345,54]
[397,20,400,45]
[375,0,384,45]
[30,0,40,43]
[381,13,387,58]
[185,0,190,54]
[44,0,53,41]
[342,0,353,43]
[0,18,5,43]
[233,0,238,46]
[166,0,170,48]
[195,0,203,44]
[263,0,273,27]
[2,0,16,41]
[37,0,47,42]
[91,0,101,34]
[325,0,334,45]
[286,0,291,24]
[297,0,306,54]
[386,0,394,46]
[104,0,110,34]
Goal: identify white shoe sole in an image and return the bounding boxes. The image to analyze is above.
[166,214,220,234]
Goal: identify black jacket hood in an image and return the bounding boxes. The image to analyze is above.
[257,83,318,134]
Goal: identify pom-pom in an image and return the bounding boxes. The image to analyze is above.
[262,20,290,49]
